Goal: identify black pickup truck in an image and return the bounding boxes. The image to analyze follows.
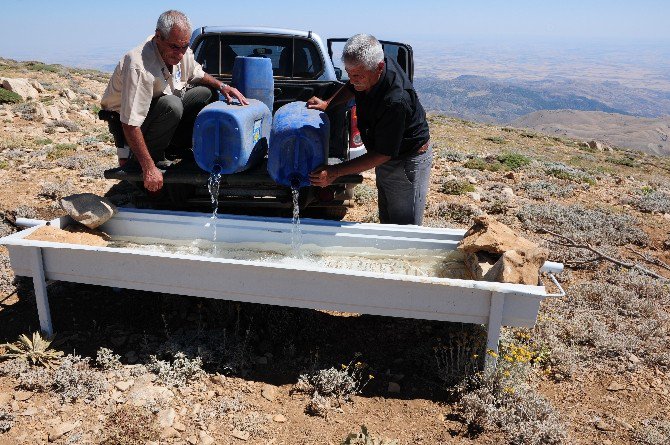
[104,27,414,220]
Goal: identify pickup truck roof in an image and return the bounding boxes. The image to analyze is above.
[190,27,337,81]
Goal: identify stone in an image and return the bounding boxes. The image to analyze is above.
[587,140,605,151]
[46,105,62,121]
[2,78,39,100]
[607,381,626,391]
[191,403,202,416]
[481,249,548,285]
[14,391,34,402]
[48,421,79,442]
[34,102,50,121]
[126,384,174,407]
[174,421,187,432]
[61,88,77,101]
[459,215,548,285]
[160,427,181,439]
[210,374,226,386]
[627,354,641,364]
[77,110,95,121]
[261,384,277,402]
[158,407,176,428]
[0,393,12,406]
[60,193,118,229]
[465,192,481,202]
[501,187,515,198]
[614,417,634,431]
[272,414,287,423]
[504,171,516,180]
[115,381,133,392]
[387,382,401,393]
[466,176,478,184]
[198,431,215,445]
[595,420,615,432]
[29,80,44,93]
[20,407,38,416]
[232,429,250,441]
[459,215,541,255]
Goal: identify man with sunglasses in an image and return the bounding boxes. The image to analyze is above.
[101,10,248,192]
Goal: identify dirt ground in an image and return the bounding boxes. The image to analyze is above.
[0,59,669,445]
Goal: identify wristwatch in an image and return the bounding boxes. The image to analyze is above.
[219,82,227,92]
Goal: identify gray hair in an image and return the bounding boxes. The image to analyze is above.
[156,10,192,39]
[342,34,384,71]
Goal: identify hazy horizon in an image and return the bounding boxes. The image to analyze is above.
[2,0,669,78]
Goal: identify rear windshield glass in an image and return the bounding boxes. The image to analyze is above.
[193,35,324,79]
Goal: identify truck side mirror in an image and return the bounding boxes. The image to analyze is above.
[334,67,342,81]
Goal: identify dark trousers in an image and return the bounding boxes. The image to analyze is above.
[108,86,214,161]
[375,145,433,225]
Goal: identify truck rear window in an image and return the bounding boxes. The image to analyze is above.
[193,35,324,79]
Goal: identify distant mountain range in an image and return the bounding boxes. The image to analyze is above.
[414,75,670,154]
[414,75,670,124]
[512,110,670,156]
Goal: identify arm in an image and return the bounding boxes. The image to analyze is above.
[309,151,390,187]
[306,84,355,111]
[200,72,249,105]
[122,123,163,192]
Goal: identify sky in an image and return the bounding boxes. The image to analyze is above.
[1,0,669,70]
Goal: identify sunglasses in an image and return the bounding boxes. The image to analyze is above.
[161,36,189,52]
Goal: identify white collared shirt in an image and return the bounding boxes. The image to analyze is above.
[101,36,206,126]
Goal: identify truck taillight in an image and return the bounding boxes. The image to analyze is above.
[349,105,363,148]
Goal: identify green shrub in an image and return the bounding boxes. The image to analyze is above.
[498,151,531,170]
[353,184,377,205]
[608,156,638,168]
[441,179,475,195]
[436,148,467,162]
[34,138,53,146]
[24,61,61,73]
[0,160,7,170]
[483,136,507,144]
[544,162,596,185]
[0,88,22,104]
[455,342,568,444]
[464,157,505,172]
[46,143,77,160]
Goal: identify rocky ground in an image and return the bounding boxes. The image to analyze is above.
[0,58,669,445]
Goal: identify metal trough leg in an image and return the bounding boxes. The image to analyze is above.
[30,247,53,337]
[485,292,505,371]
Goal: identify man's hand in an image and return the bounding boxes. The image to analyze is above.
[221,85,249,105]
[142,164,164,192]
[306,96,328,111]
[309,165,339,187]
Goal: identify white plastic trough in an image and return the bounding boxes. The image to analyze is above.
[2,208,564,368]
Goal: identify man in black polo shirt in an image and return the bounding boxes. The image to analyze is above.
[308,34,431,225]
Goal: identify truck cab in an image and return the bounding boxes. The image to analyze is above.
[104,27,414,220]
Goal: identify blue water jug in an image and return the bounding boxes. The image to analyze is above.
[268,101,330,188]
[232,56,274,113]
[193,99,271,174]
